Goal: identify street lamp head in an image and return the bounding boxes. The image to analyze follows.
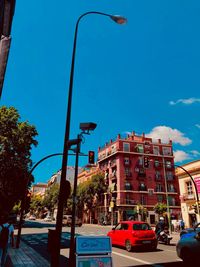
[110,15,127,25]
[80,122,97,132]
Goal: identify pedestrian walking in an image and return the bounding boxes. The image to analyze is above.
[0,215,15,266]
[180,219,185,230]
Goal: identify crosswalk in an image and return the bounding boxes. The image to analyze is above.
[21,230,107,246]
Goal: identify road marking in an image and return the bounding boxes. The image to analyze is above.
[112,251,182,265]
[112,251,152,265]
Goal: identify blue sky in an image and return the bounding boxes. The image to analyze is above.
[1,0,200,183]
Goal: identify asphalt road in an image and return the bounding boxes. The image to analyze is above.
[16,220,190,267]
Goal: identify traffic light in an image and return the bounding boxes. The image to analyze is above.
[144,157,149,168]
[88,151,95,164]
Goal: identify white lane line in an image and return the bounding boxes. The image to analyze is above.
[112,251,182,265]
[112,251,152,265]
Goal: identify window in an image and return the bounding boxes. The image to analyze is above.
[136,144,144,153]
[123,143,130,152]
[162,147,171,156]
[168,196,176,206]
[166,160,172,169]
[186,181,193,197]
[153,146,160,155]
[167,183,175,192]
[166,171,174,181]
[124,157,130,165]
[125,194,131,204]
[154,160,160,167]
[115,223,122,230]
[140,194,146,205]
[138,157,143,166]
[121,223,129,230]
[157,195,163,202]
[139,183,147,191]
[111,145,116,154]
[125,181,132,190]
[155,171,161,180]
[133,223,151,230]
[148,189,154,196]
[156,183,162,192]
[125,167,131,177]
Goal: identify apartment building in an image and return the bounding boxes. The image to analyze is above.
[31,183,47,198]
[97,132,181,225]
[176,160,200,227]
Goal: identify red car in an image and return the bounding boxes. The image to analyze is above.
[107,221,157,252]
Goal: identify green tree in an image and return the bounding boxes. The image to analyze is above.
[30,195,43,217]
[42,183,60,212]
[77,172,106,221]
[0,106,38,215]
[153,202,167,215]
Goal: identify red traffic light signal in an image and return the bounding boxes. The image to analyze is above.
[88,151,95,164]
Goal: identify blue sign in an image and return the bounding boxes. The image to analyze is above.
[76,236,112,254]
[76,256,112,267]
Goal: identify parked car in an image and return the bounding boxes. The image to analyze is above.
[44,215,52,222]
[29,215,36,220]
[107,221,157,252]
[176,222,200,264]
[62,215,82,227]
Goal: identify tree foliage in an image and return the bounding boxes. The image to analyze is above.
[42,183,60,212]
[153,202,167,215]
[76,172,106,216]
[0,106,38,215]
[30,195,43,212]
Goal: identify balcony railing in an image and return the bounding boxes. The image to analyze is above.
[138,186,147,191]
[124,185,133,190]
[155,174,162,181]
[116,198,136,205]
[125,172,132,179]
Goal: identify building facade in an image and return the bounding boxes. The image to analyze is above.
[97,132,181,225]
[31,183,47,198]
[176,160,200,227]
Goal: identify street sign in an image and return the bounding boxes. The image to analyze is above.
[76,236,113,267]
[76,236,111,254]
[76,256,112,267]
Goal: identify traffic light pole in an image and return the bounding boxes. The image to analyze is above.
[69,134,82,265]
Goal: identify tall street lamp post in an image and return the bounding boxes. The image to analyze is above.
[162,157,172,232]
[54,11,127,267]
[68,122,97,265]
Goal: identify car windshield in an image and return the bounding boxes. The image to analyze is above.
[133,223,151,230]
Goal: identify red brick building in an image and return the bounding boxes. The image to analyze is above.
[97,132,181,225]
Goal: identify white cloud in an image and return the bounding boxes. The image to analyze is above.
[195,124,200,129]
[169,97,200,105]
[190,150,200,156]
[146,126,192,146]
[174,150,191,163]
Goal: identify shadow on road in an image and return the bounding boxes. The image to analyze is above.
[20,232,70,265]
[22,220,57,228]
[124,261,196,267]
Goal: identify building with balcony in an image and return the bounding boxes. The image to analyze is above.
[176,160,200,227]
[97,132,181,225]
[31,183,47,198]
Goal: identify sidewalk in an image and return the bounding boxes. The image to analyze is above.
[6,230,181,266]
[7,241,50,267]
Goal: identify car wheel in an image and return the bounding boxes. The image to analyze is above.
[181,248,191,264]
[125,240,132,252]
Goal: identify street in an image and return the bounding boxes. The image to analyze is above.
[15,220,186,267]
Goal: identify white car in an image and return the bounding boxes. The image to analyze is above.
[29,215,36,220]
[44,216,52,222]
